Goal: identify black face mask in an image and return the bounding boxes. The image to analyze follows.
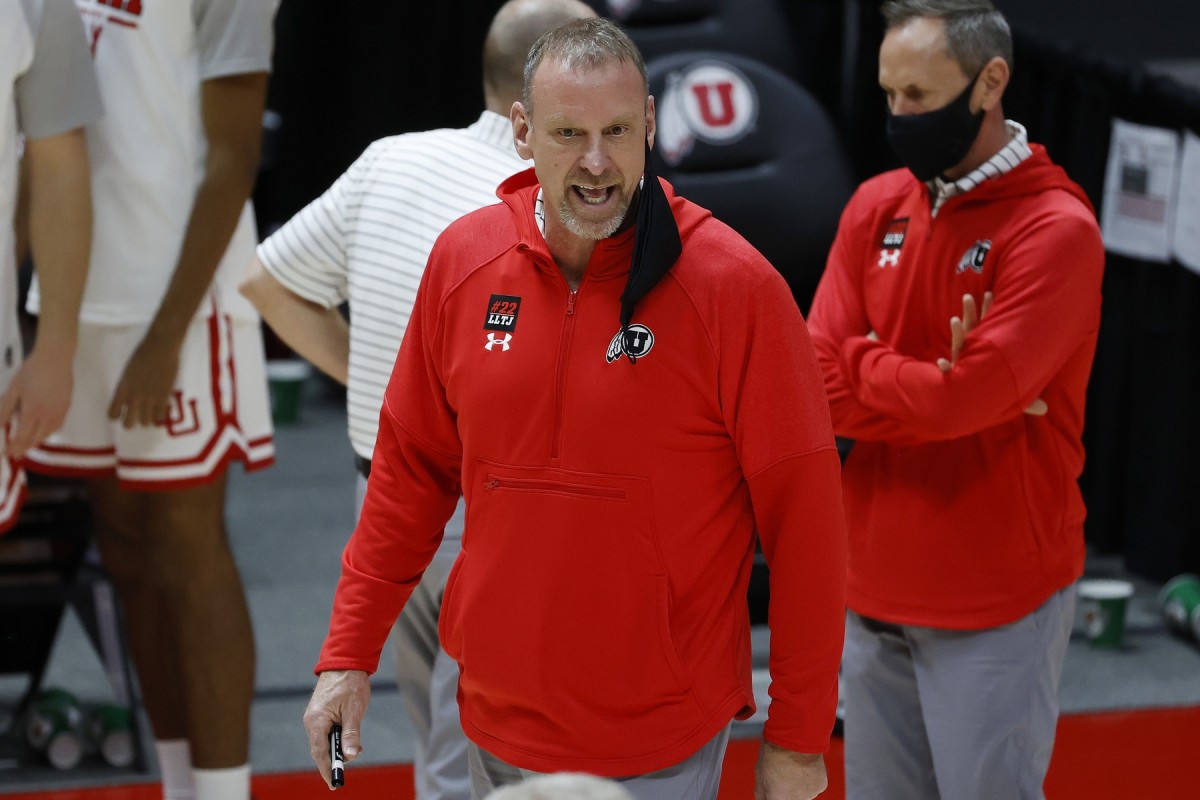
[885,72,984,182]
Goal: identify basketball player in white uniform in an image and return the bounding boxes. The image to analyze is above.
[0,0,98,533]
[25,3,276,799]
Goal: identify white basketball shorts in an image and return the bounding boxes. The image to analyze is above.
[25,312,275,490]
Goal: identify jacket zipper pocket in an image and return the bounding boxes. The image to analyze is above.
[483,475,626,501]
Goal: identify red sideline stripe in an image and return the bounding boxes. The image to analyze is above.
[0,763,414,800]
[1044,705,1199,798]
[5,706,1198,799]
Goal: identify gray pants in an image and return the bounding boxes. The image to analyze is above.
[357,476,470,800]
[842,586,1075,800]
[466,724,731,800]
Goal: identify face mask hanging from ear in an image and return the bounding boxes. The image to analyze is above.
[885,71,985,182]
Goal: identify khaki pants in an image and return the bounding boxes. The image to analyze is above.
[842,586,1076,800]
[467,724,730,800]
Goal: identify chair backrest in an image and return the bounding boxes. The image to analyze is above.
[584,0,801,82]
[647,51,854,311]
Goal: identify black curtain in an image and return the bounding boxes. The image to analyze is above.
[256,0,508,234]
[1004,36,1200,581]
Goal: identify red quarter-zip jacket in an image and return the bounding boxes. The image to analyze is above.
[316,169,847,775]
[807,145,1104,629]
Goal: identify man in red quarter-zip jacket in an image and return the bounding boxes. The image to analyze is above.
[301,17,846,800]
[807,2,1104,799]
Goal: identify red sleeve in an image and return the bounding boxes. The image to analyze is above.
[315,244,463,675]
[713,257,847,752]
[751,450,847,753]
[717,257,837,471]
[807,193,928,445]
[840,209,1103,440]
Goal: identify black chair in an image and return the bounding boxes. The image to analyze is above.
[584,0,802,83]
[0,476,146,771]
[647,50,854,312]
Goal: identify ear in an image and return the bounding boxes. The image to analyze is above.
[645,95,656,150]
[511,101,533,160]
[976,56,1009,112]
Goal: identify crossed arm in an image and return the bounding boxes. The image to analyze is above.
[808,208,1103,444]
[828,293,1051,443]
[930,291,1045,415]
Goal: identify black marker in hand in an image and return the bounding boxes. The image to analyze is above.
[330,724,345,789]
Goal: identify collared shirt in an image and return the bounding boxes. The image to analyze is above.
[258,110,528,459]
[930,120,1033,216]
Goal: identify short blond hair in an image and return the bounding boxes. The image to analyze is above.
[882,0,1013,75]
[521,17,647,116]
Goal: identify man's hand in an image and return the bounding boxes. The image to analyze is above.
[755,741,827,800]
[935,291,1047,417]
[303,669,371,789]
[107,336,183,428]
[0,347,74,459]
[936,291,993,373]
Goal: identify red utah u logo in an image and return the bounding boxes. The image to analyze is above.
[163,390,201,437]
[690,82,737,127]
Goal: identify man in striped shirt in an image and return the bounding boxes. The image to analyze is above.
[240,2,595,797]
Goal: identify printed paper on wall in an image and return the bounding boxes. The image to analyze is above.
[1100,119,1180,263]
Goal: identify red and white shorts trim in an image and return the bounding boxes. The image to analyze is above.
[0,447,29,535]
[25,311,275,490]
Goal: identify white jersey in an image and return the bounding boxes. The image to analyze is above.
[28,0,275,325]
[257,111,528,459]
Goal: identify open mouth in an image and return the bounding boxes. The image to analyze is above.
[573,184,616,206]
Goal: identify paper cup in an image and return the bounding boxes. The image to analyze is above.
[1077,579,1135,648]
[266,359,311,425]
[1158,573,1200,641]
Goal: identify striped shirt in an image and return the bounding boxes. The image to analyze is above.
[930,120,1033,216]
[257,111,528,459]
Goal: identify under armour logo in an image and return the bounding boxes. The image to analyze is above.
[878,249,900,268]
[485,333,512,352]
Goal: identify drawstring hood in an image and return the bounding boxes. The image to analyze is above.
[617,142,682,363]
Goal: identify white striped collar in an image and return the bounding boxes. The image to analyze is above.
[930,120,1032,216]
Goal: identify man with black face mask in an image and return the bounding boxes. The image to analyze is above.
[808,2,1104,799]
